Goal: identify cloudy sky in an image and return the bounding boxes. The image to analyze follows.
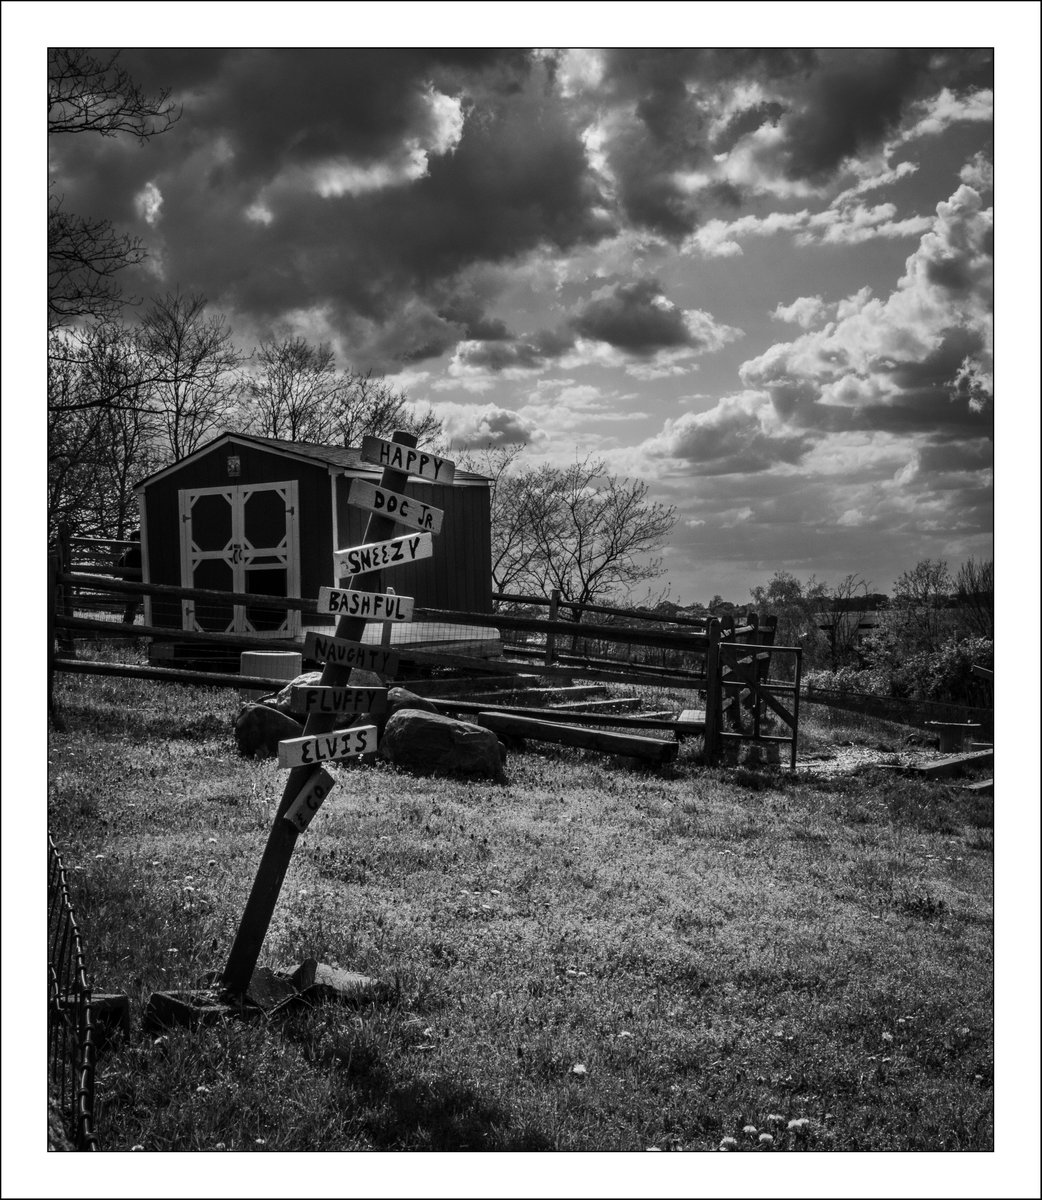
[32,13,1031,605]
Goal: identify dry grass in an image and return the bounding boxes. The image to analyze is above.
[47,667,993,1152]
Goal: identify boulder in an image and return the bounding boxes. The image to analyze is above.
[262,671,323,716]
[377,686,441,735]
[234,703,303,758]
[379,709,507,782]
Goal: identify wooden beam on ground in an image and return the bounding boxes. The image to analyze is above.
[52,658,298,693]
[963,778,993,793]
[907,749,994,779]
[475,711,678,764]
[550,697,643,712]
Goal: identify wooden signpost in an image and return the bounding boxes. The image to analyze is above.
[346,479,444,535]
[221,431,456,998]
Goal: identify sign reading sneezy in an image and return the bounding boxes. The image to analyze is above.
[360,436,456,484]
[333,531,433,579]
[277,725,378,769]
[317,588,414,621]
[346,479,444,535]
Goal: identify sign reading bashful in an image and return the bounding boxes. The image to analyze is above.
[333,531,433,579]
[317,587,414,622]
[360,436,456,484]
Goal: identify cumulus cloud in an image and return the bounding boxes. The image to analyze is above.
[433,401,543,448]
[740,174,994,434]
[772,295,828,329]
[134,181,163,225]
[643,392,813,475]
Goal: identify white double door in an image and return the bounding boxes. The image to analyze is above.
[178,481,301,636]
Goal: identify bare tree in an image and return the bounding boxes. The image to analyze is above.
[330,369,442,448]
[48,49,180,329]
[48,323,159,537]
[452,444,539,593]
[953,557,993,638]
[890,558,954,654]
[139,291,242,460]
[523,456,678,613]
[246,337,341,443]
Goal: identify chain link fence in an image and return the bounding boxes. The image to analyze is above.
[48,836,99,1151]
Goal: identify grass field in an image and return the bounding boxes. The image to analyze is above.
[46,663,994,1154]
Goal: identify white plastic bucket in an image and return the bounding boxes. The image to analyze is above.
[240,650,303,702]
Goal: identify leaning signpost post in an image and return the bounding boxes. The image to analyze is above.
[219,431,456,1000]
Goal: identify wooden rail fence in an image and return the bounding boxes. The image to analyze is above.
[49,565,799,765]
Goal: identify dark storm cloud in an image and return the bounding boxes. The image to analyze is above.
[711,101,787,154]
[50,49,608,365]
[455,328,576,372]
[590,48,991,240]
[570,280,693,356]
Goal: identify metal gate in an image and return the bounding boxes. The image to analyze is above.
[178,481,301,636]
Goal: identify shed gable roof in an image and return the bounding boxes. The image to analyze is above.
[134,431,489,491]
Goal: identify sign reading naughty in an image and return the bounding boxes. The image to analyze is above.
[303,631,399,676]
[333,531,433,579]
[360,436,456,484]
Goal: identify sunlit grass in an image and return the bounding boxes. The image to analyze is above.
[49,670,992,1151]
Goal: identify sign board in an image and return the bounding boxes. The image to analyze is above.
[346,479,444,535]
[317,588,414,622]
[333,531,433,580]
[360,436,456,485]
[283,768,336,833]
[303,631,399,676]
[277,724,378,769]
[291,685,388,716]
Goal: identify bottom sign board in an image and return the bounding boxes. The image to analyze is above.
[283,768,336,833]
[277,725,378,769]
[303,631,400,677]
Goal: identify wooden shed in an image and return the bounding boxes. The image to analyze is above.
[133,432,492,663]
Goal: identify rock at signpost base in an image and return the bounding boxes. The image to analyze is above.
[377,687,441,735]
[379,709,507,782]
[233,703,303,758]
[262,671,322,716]
[289,958,391,1006]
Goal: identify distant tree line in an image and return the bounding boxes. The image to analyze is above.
[740,558,993,707]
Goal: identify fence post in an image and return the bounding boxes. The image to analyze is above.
[48,554,65,730]
[704,618,722,763]
[56,523,77,658]
[545,588,560,666]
